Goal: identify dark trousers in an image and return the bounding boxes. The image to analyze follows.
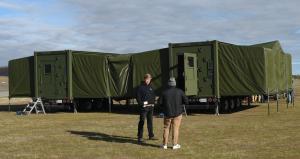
[137,107,154,139]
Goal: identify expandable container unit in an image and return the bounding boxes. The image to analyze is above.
[8,40,292,112]
[168,41,291,111]
[8,50,170,110]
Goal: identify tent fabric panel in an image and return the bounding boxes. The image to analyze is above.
[218,43,266,95]
[264,48,277,94]
[132,49,169,96]
[72,53,109,98]
[107,55,132,97]
[8,56,35,97]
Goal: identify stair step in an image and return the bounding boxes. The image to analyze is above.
[21,98,46,115]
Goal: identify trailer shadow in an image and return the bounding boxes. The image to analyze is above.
[186,104,260,115]
[76,104,261,116]
[0,104,81,114]
[67,130,160,148]
[100,104,141,115]
[0,104,25,112]
[231,104,260,113]
[0,103,141,114]
[0,103,260,115]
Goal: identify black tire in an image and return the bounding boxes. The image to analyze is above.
[235,98,241,108]
[92,99,104,110]
[230,99,235,110]
[224,99,229,112]
[77,100,92,111]
[219,100,224,113]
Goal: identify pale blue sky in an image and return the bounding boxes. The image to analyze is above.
[0,0,299,74]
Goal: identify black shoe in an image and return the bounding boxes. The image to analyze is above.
[149,136,158,140]
[137,138,144,144]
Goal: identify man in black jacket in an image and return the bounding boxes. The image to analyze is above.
[136,73,157,144]
[159,77,188,149]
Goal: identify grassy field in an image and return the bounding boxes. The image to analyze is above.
[0,81,299,159]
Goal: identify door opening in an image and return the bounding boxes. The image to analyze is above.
[177,53,198,96]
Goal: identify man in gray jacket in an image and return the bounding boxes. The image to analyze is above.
[159,77,188,150]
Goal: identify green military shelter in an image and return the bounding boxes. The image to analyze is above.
[8,40,293,112]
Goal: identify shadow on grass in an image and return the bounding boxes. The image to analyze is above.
[0,103,143,115]
[67,130,160,148]
[104,104,263,116]
[0,104,78,114]
[101,104,141,115]
[186,104,260,115]
[0,104,25,112]
[0,103,261,116]
[93,104,164,116]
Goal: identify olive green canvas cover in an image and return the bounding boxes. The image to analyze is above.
[9,56,34,97]
[72,49,169,98]
[131,48,169,96]
[169,41,289,96]
[218,42,266,96]
[107,54,132,97]
[219,41,292,95]
[284,53,292,90]
[170,41,276,96]
[9,41,292,99]
[252,41,292,93]
[72,49,170,98]
[9,50,170,98]
[263,48,278,94]
[72,51,111,98]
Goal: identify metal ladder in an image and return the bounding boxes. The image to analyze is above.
[23,97,46,115]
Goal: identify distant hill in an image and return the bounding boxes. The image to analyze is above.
[0,67,8,76]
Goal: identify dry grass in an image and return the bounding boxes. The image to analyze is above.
[0,80,299,159]
[0,76,8,91]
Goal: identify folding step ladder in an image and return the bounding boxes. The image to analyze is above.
[23,97,46,115]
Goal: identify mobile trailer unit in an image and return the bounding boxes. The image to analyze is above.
[168,40,292,112]
[9,50,114,110]
[9,40,292,113]
[9,49,170,111]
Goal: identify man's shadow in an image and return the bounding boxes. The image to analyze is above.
[67,130,160,148]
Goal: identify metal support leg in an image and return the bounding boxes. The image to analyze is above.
[108,97,111,113]
[23,97,46,115]
[267,89,270,116]
[40,99,46,115]
[292,90,295,107]
[286,89,289,109]
[276,89,279,112]
[8,97,11,112]
[73,101,77,114]
[183,104,187,117]
[215,98,220,116]
[248,96,251,107]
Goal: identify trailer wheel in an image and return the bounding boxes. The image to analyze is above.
[235,98,241,108]
[219,100,224,112]
[224,99,229,112]
[78,100,92,111]
[230,99,235,110]
[92,99,104,110]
